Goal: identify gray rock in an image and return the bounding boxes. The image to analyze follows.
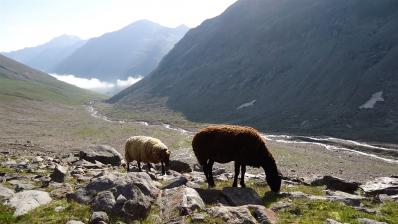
[50,183,74,199]
[74,159,103,169]
[168,160,192,173]
[325,190,365,206]
[270,201,292,212]
[33,156,44,163]
[90,211,109,224]
[50,164,68,183]
[68,171,159,220]
[311,175,360,193]
[15,182,36,192]
[207,205,277,224]
[325,219,342,224]
[66,220,85,224]
[163,176,188,189]
[0,184,14,202]
[7,190,52,216]
[221,187,263,206]
[191,213,206,222]
[157,186,205,221]
[354,206,377,214]
[80,145,123,166]
[358,218,387,224]
[54,205,66,212]
[360,176,398,196]
[92,191,116,212]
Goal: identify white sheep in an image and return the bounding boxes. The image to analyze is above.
[125,136,171,175]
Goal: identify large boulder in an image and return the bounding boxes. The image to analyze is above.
[360,177,398,196]
[156,186,205,221]
[67,171,159,220]
[207,205,277,224]
[80,145,123,166]
[7,190,52,216]
[311,176,360,194]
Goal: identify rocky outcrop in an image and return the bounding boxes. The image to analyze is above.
[0,184,14,202]
[156,186,205,221]
[67,171,159,220]
[196,187,263,206]
[80,145,123,166]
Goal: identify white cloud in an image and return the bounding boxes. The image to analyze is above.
[50,73,143,95]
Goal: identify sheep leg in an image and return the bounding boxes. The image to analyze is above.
[147,163,152,171]
[161,161,165,175]
[137,161,142,172]
[240,164,246,188]
[233,161,240,187]
[207,159,215,187]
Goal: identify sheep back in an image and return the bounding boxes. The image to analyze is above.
[125,136,169,164]
[192,125,273,167]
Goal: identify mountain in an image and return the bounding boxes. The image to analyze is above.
[109,0,398,143]
[0,54,101,104]
[54,20,189,81]
[3,35,86,72]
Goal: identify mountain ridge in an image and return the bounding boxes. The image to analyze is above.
[109,0,398,143]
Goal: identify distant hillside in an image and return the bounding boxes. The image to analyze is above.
[54,20,189,81]
[110,0,398,143]
[3,35,86,72]
[0,54,102,104]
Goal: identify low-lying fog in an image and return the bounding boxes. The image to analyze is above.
[51,73,143,95]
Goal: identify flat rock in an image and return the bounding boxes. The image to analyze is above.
[66,220,85,224]
[221,187,263,206]
[311,176,360,193]
[168,160,192,173]
[358,218,387,224]
[7,190,52,216]
[157,186,205,221]
[325,190,365,206]
[0,184,14,201]
[162,176,188,189]
[80,145,123,166]
[15,183,37,192]
[326,219,342,224]
[207,204,277,224]
[360,177,398,196]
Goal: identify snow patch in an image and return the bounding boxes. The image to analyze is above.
[359,91,384,109]
[237,99,256,110]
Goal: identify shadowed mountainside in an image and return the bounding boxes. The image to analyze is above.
[109,0,398,143]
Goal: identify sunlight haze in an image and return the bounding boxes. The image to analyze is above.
[0,0,237,52]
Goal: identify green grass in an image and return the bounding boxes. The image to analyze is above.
[0,77,103,105]
[0,200,91,224]
[277,199,398,224]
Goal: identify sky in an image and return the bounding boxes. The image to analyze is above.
[0,0,237,52]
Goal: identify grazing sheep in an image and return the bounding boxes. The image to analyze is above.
[125,136,171,175]
[192,125,282,192]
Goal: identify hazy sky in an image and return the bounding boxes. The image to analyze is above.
[0,0,237,52]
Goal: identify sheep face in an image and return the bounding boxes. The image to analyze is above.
[161,150,171,167]
[266,171,282,193]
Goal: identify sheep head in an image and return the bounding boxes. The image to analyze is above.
[265,170,282,193]
[160,149,171,167]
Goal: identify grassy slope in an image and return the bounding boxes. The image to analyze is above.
[0,76,103,105]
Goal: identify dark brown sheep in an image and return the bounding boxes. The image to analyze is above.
[192,125,282,192]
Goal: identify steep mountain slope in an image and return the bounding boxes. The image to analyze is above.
[3,35,86,72]
[0,54,101,104]
[54,20,189,81]
[110,0,398,142]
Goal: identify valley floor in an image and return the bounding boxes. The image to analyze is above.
[0,99,397,183]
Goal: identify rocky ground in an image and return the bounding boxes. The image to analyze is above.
[0,145,397,224]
